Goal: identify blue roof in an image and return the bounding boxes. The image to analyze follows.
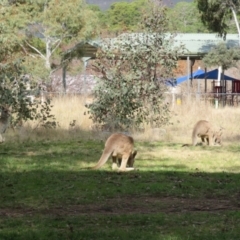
[176,68,239,85]
[176,69,204,85]
[196,69,238,81]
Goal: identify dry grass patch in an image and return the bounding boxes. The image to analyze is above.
[164,98,240,145]
[4,95,240,145]
[51,95,93,130]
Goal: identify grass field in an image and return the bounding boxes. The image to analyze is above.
[1,96,240,240]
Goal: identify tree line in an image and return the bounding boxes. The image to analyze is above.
[89,0,239,35]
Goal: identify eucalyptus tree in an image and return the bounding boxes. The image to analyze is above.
[87,0,184,131]
[167,1,209,33]
[9,0,98,71]
[0,0,98,128]
[0,1,50,127]
[88,4,107,30]
[196,0,240,45]
[104,0,148,33]
[202,42,240,75]
[0,59,57,129]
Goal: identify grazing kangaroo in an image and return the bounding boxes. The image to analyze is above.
[192,120,222,146]
[0,106,11,143]
[91,133,137,171]
[182,120,222,147]
[112,150,137,170]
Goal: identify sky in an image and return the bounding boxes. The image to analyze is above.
[86,0,193,11]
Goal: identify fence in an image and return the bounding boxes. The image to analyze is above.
[37,90,240,109]
[172,92,240,108]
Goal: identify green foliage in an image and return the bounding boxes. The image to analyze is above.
[0,62,57,128]
[202,42,240,70]
[103,0,148,32]
[88,4,107,29]
[1,0,99,70]
[0,139,240,239]
[87,0,184,130]
[196,0,240,38]
[22,56,50,82]
[0,1,58,127]
[167,1,210,33]
[0,2,27,63]
[0,0,99,127]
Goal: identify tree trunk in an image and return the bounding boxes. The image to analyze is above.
[230,6,240,47]
[62,64,67,93]
[45,38,52,69]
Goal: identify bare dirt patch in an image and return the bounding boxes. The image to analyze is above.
[1,196,240,217]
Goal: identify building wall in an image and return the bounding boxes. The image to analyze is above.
[175,59,204,77]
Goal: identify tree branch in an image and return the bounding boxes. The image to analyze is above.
[230,6,240,47]
[51,38,62,55]
[24,41,46,60]
[19,44,37,58]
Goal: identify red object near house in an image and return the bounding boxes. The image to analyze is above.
[232,80,240,93]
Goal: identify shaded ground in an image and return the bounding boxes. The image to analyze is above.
[1,196,240,217]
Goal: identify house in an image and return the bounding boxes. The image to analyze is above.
[60,33,240,105]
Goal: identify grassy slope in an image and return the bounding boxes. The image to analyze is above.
[0,137,240,240]
[1,96,240,239]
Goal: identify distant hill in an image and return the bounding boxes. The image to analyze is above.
[86,0,193,11]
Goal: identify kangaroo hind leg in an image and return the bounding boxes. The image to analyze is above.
[118,154,134,172]
[111,155,119,170]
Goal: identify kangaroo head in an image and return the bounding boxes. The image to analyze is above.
[213,129,222,145]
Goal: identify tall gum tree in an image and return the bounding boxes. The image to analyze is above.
[0,1,57,128]
[3,0,99,74]
[0,0,98,127]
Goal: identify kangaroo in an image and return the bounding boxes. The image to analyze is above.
[0,106,11,143]
[192,120,222,146]
[201,129,222,146]
[112,150,137,170]
[91,133,137,171]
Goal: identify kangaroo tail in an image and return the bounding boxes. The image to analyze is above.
[91,148,113,170]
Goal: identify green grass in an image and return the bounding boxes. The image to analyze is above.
[1,137,240,240]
